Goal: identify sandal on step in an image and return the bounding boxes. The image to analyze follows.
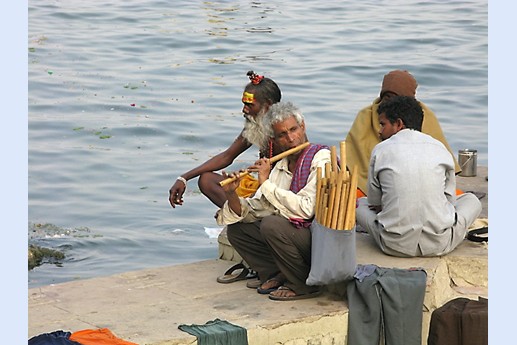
[246,279,262,289]
[467,227,488,242]
[269,286,322,301]
[216,263,257,284]
[257,278,284,294]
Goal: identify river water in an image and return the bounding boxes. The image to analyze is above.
[28,0,487,288]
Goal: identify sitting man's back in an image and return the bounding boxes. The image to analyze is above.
[345,70,461,196]
[356,96,481,257]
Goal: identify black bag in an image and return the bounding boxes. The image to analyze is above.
[427,297,488,345]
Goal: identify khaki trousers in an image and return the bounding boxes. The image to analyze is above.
[227,215,318,294]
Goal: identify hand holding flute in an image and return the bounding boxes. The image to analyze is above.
[219,158,272,192]
[219,142,310,187]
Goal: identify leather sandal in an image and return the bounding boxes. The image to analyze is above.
[216,263,257,283]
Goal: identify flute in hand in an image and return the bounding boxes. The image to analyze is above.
[219,142,310,187]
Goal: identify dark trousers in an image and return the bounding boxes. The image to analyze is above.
[227,215,317,294]
[347,266,427,345]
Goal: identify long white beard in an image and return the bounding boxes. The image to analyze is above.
[242,111,269,149]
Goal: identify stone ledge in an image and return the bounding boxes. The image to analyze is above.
[219,228,488,305]
[218,225,488,343]
[29,167,488,345]
[29,259,350,345]
[29,232,487,345]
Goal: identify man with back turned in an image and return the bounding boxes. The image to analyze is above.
[345,69,461,197]
[355,96,481,257]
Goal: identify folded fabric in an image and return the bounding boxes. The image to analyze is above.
[178,318,248,345]
[347,265,427,345]
[70,328,138,345]
[29,330,82,345]
[235,174,259,198]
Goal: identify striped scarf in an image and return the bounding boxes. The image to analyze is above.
[289,143,329,228]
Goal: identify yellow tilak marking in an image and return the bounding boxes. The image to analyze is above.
[242,92,254,103]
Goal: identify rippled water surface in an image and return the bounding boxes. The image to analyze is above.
[28,0,487,288]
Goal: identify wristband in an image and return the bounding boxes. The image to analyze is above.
[177,176,187,187]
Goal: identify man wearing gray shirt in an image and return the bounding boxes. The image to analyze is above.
[356,96,481,257]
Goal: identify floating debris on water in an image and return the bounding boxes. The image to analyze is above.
[28,245,65,270]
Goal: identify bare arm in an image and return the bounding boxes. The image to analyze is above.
[184,134,251,180]
[169,133,252,208]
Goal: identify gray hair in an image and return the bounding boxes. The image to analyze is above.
[261,101,305,138]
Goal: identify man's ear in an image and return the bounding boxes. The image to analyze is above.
[301,120,306,131]
[396,118,406,130]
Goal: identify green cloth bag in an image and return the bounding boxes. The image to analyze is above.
[306,220,357,286]
[178,318,248,345]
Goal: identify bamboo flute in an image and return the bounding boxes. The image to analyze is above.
[315,167,323,223]
[330,146,338,173]
[337,181,349,230]
[329,141,346,229]
[330,171,343,229]
[325,147,338,227]
[325,171,337,227]
[321,189,329,225]
[318,177,328,223]
[315,176,323,223]
[339,140,346,171]
[340,141,350,180]
[344,166,358,230]
[219,142,310,187]
[324,162,331,180]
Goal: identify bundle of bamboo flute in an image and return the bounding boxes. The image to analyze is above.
[315,141,358,230]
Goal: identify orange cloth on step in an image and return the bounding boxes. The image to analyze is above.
[70,328,138,345]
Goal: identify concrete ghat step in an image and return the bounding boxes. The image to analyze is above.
[218,230,488,343]
[29,233,487,345]
[29,167,488,345]
[29,258,349,345]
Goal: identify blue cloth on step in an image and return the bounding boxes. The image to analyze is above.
[29,330,82,345]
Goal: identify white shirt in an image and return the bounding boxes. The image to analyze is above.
[216,149,331,225]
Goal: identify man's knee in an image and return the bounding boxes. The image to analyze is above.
[226,223,242,243]
[197,172,212,194]
[456,193,482,225]
[260,215,285,238]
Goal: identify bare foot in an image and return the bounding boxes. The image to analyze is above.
[269,286,296,298]
[259,278,283,291]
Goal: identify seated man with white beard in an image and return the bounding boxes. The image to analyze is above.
[169,71,282,209]
[217,102,331,300]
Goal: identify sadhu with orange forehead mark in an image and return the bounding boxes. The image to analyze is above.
[169,70,282,209]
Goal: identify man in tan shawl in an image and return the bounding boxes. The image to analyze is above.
[345,70,461,195]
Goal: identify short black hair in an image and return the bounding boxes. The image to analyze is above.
[377,95,423,131]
